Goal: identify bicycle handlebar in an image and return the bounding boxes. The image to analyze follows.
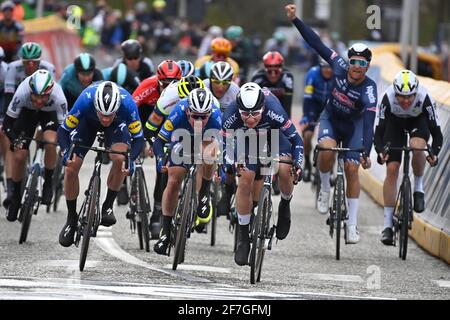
[316,146,368,162]
[382,142,434,157]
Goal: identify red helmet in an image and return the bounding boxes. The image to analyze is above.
[156,59,182,82]
[263,51,284,67]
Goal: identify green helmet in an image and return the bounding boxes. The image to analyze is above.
[225,25,243,40]
[20,42,42,60]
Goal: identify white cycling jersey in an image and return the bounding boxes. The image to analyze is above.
[379,85,440,126]
[4,60,56,94]
[203,78,239,112]
[156,81,220,116]
[6,75,67,123]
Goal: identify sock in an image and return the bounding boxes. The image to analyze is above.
[347,198,359,226]
[103,188,118,209]
[237,212,251,226]
[12,180,22,202]
[6,178,13,196]
[200,178,211,195]
[384,207,394,229]
[154,201,162,211]
[44,168,54,186]
[320,171,331,192]
[161,214,172,235]
[280,193,293,201]
[414,175,424,193]
[66,199,77,225]
[304,156,311,168]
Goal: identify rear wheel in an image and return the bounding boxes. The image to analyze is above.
[79,175,99,271]
[19,168,39,244]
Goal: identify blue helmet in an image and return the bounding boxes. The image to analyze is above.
[176,60,195,77]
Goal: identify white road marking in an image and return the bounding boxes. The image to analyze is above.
[433,280,450,288]
[299,273,364,282]
[163,264,230,273]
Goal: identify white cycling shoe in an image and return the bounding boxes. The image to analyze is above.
[317,190,330,214]
[346,225,360,244]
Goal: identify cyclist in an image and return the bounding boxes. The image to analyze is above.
[299,57,333,182]
[374,70,442,246]
[251,51,294,118]
[221,82,303,266]
[224,25,253,83]
[57,81,144,247]
[113,39,154,81]
[176,59,195,77]
[286,4,377,244]
[203,61,240,217]
[152,88,222,255]
[59,53,104,111]
[132,60,182,236]
[2,69,67,221]
[195,37,239,82]
[104,62,140,94]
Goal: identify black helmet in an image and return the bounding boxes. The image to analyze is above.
[74,53,96,73]
[347,43,372,62]
[121,39,142,59]
[109,63,139,93]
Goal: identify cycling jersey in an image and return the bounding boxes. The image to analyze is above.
[59,64,104,111]
[291,17,377,155]
[203,78,239,112]
[374,85,443,158]
[194,55,240,81]
[58,82,144,161]
[113,57,154,81]
[300,65,333,128]
[153,98,222,161]
[6,75,67,123]
[221,88,304,170]
[132,75,161,108]
[251,68,294,116]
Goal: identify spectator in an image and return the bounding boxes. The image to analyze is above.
[0,0,23,62]
[100,9,123,50]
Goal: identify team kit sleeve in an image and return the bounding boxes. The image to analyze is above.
[422,94,443,156]
[122,94,145,161]
[374,93,390,154]
[153,104,183,158]
[362,82,378,155]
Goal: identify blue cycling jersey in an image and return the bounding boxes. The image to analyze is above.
[153,98,222,159]
[221,89,304,167]
[58,82,144,160]
[301,65,333,124]
[291,17,377,154]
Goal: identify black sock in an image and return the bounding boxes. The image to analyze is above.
[225,182,235,198]
[304,156,311,168]
[6,178,13,195]
[44,169,54,186]
[199,178,211,198]
[103,188,118,209]
[162,215,172,235]
[12,180,22,202]
[66,199,77,225]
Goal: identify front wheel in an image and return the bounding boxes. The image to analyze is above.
[172,178,192,270]
[399,179,411,260]
[19,168,40,244]
[250,187,269,284]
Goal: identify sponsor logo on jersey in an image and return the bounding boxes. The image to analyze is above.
[163,120,174,132]
[305,85,314,95]
[267,110,285,123]
[282,119,293,130]
[332,88,355,108]
[65,114,79,129]
[128,120,142,134]
[366,86,376,104]
[223,114,237,129]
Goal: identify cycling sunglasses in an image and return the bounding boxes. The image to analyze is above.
[211,79,231,86]
[159,78,177,87]
[189,113,209,120]
[239,109,264,119]
[125,55,140,60]
[265,67,282,75]
[349,58,369,67]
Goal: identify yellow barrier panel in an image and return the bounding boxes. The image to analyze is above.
[23,15,77,34]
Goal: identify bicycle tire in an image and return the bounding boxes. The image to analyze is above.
[335,176,344,261]
[130,174,143,250]
[19,168,40,244]
[137,168,150,252]
[79,175,99,271]
[400,179,411,260]
[250,187,269,284]
[52,156,64,212]
[210,182,219,246]
[172,177,192,270]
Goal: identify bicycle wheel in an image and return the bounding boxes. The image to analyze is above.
[172,177,192,270]
[129,173,143,250]
[250,187,269,284]
[334,176,344,261]
[400,179,411,260]
[210,181,220,246]
[137,168,150,252]
[79,175,99,271]
[52,156,64,212]
[19,168,39,244]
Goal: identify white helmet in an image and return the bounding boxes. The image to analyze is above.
[237,82,265,111]
[29,69,54,95]
[210,61,234,82]
[94,81,121,115]
[393,70,419,96]
[188,88,213,114]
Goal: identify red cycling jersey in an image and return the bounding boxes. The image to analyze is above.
[132,75,161,108]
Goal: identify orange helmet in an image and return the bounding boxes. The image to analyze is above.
[210,37,232,55]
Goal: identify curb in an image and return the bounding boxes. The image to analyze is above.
[359,169,450,264]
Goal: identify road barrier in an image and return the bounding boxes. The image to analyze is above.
[362,52,450,264]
